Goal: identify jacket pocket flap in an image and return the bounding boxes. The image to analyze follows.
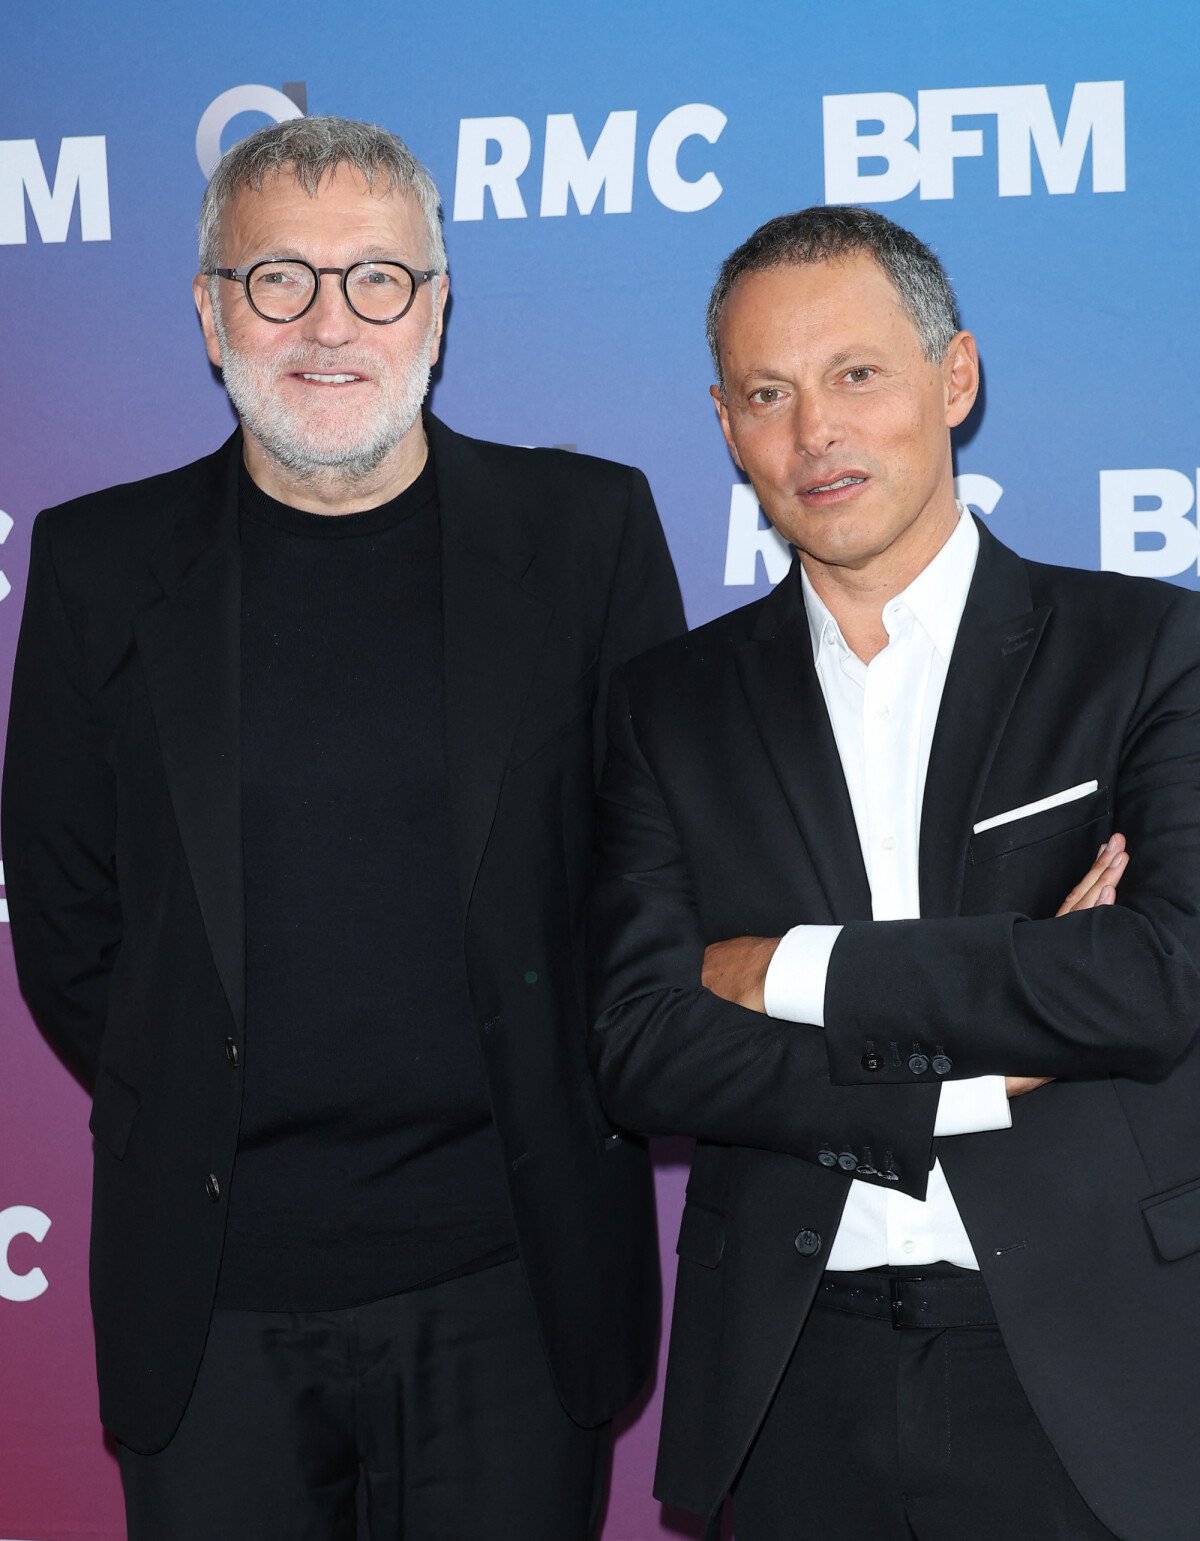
[970,785,1110,865]
[89,1068,140,1160]
[675,1200,725,1268]
[1141,1175,1200,1261]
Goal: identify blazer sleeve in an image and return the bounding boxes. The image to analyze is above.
[2,511,120,1089]
[824,589,1200,1086]
[587,668,940,1199]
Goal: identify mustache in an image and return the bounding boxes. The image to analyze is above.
[269,346,390,375]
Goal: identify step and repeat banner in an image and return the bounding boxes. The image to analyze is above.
[2,2,1197,1536]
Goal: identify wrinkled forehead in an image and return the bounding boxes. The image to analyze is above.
[219,164,427,262]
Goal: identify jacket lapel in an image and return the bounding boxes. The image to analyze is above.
[133,435,245,1032]
[428,415,553,916]
[734,564,874,923]
[918,519,1050,918]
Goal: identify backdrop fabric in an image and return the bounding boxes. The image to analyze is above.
[2,3,1197,1536]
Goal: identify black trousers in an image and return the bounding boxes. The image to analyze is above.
[118,1259,608,1541]
[731,1265,1118,1541]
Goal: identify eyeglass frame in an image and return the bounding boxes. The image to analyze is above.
[207,257,443,325]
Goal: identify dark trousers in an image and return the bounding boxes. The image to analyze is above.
[732,1265,1118,1541]
[118,1258,608,1541]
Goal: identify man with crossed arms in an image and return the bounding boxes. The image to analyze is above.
[589,205,1200,1539]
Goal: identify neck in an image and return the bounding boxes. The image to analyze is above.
[802,499,961,663]
[241,422,429,515]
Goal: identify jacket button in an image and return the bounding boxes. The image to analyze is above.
[861,1051,883,1072]
[794,1228,822,1257]
[932,1053,952,1075]
[837,1150,858,1172]
[205,1173,221,1203]
[225,1038,239,1066]
[908,1053,929,1075]
[818,1147,837,1167]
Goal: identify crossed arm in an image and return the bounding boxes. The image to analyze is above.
[588,607,1200,1196]
[701,833,1130,1100]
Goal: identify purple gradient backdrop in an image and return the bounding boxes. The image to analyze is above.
[3,2,1197,1536]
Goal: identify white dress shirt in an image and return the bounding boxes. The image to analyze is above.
[763,508,1010,1270]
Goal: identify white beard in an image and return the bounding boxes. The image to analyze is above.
[213,302,436,483]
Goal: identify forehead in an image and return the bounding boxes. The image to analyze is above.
[220,164,426,260]
[720,253,919,360]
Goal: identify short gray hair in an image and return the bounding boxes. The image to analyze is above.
[706,205,960,390]
[198,115,446,276]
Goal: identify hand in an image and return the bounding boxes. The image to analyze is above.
[701,935,782,1014]
[1055,832,1128,916]
[1006,835,1129,1099]
[1005,1075,1053,1098]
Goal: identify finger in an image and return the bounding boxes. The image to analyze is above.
[1057,839,1117,911]
[1055,837,1127,916]
[1061,852,1128,915]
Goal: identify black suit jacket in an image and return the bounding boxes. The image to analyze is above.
[3,413,684,1455]
[589,521,1200,1541]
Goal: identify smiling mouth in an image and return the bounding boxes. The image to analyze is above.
[298,372,364,384]
[806,475,866,495]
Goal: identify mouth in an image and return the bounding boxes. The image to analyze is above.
[799,472,869,504]
[293,371,366,386]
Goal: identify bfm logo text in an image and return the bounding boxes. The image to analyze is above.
[0,137,109,244]
[1101,471,1200,578]
[824,82,1124,202]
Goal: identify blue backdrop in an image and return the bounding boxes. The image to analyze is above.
[2,3,1197,1537]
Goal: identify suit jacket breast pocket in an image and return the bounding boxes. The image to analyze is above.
[969,784,1111,865]
[1141,1175,1200,1262]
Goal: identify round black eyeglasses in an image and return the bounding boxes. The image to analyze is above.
[208,258,442,325]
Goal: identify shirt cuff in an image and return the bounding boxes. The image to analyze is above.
[762,925,843,1026]
[934,1076,1012,1137]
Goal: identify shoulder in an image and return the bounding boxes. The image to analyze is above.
[620,588,772,694]
[1025,554,1200,641]
[430,414,637,486]
[429,415,652,532]
[32,442,228,571]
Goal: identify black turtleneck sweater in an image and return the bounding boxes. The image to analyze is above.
[216,457,517,1311]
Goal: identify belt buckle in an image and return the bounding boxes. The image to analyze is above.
[890,1274,923,1330]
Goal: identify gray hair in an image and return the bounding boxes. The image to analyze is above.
[706,205,960,390]
[198,115,446,276]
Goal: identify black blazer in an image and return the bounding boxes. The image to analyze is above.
[3,413,684,1455]
[589,520,1200,1541]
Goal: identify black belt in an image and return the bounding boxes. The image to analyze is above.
[816,1266,997,1331]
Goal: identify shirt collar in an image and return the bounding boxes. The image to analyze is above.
[801,505,979,664]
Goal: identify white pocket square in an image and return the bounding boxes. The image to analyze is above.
[972,780,1099,835]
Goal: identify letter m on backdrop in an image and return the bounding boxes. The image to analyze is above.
[0,136,111,244]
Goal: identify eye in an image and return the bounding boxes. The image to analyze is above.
[749,386,784,405]
[252,267,304,289]
[350,264,404,289]
[844,366,875,384]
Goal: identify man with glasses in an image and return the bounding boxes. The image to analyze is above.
[3,115,681,1539]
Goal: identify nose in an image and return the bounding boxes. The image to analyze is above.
[299,273,360,348]
[790,387,840,457]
